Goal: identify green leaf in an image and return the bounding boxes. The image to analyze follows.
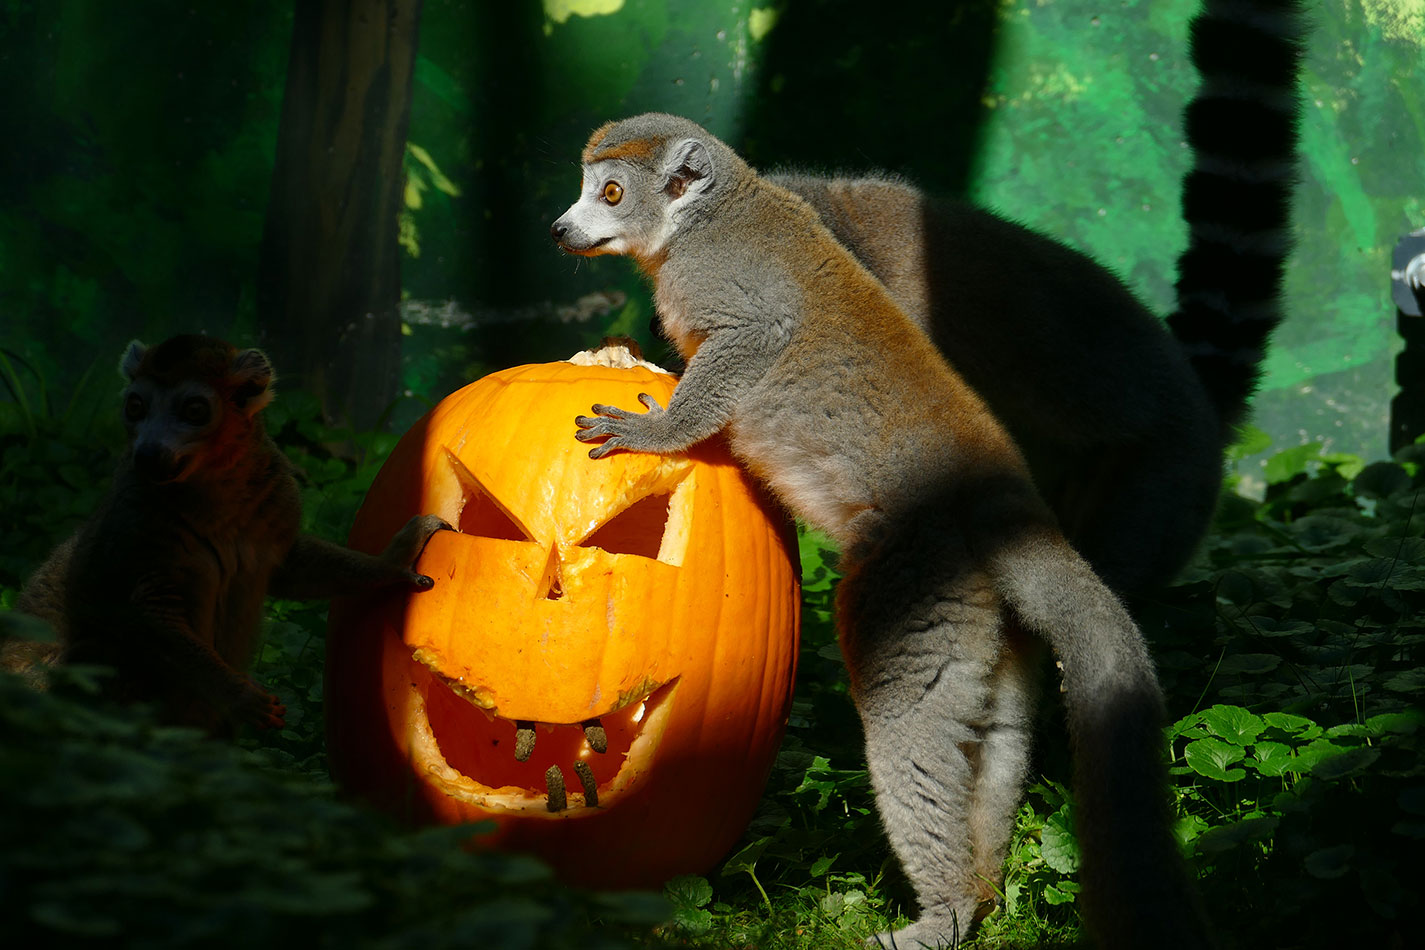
[1263,712,1321,738]
[1353,461,1413,499]
[1193,816,1279,855]
[809,854,838,877]
[1225,424,1273,461]
[1385,669,1425,694]
[1312,746,1381,782]
[1200,705,1265,745]
[671,906,712,934]
[1043,882,1079,905]
[1216,653,1283,675]
[1250,741,1296,777]
[1173,814,1211,849]
[664,874,713,910]
[1363,536,1425,562]
[1040,806,1081,874]
[1287,515,1365,551]
[1304,845,1356,879]
[1398,787,1425,815]
[1183,737,1247,782]
[1263,442,1322,484]
[721,836,770,877]
[1248,617,1318,639]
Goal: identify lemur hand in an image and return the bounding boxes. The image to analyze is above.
[574,394,670,459]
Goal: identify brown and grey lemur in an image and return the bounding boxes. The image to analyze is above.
[4,335,447,733]
[553,113,1211,948]
[772,0,1306,598]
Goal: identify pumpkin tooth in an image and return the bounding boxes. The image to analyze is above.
[514,721,536,761]
[545,764,567,812]
[583,719,608,753]
[574,760,598,806]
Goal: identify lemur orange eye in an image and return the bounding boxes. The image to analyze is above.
[124,393,145,422]
[180,397,212,427]
[602,181,624,205]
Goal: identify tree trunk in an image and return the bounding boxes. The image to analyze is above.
[258,0,423,430]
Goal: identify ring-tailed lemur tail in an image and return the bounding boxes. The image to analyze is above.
[1168,0,1307,430]
[554,112,1215,949]
[771,0,1307,597]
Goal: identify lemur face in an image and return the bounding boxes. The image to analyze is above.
[550,158,673,259]
[551,130,716,262]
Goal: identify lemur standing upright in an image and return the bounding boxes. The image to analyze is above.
[6,335,447,733]
[554,111,1213,948]
[773,0,1306,597]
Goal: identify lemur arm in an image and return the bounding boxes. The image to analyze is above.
[104,575,286,729]
[268,514,449,600]
[574,322,776,458]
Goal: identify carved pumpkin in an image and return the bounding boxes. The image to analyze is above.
[326,349,801,887]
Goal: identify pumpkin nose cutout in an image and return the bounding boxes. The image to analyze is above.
[539,545,566,601]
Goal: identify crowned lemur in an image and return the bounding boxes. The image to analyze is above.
[549,2,1303,946]
[5,335,448,732]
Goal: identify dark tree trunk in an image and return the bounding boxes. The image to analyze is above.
[258,0,423,430]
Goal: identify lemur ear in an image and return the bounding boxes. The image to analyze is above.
[230,348,276,415]
[663,138,714,200]
[120,340,148,381]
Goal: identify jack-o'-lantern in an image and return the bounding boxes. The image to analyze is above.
[326,346,801,887]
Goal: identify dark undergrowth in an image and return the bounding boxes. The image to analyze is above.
[1,373,1420,949]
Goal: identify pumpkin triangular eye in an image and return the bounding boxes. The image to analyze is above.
[442,448,533,542]
[460,489,530,541]
[580,492,671,560]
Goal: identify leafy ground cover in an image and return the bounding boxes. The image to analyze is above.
[1,373,1421,948]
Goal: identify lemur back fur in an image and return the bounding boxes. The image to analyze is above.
[772,0,1306,597]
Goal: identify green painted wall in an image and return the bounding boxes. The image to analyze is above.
[2,0,1422,474]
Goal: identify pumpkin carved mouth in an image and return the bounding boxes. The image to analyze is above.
[406,660,678,816]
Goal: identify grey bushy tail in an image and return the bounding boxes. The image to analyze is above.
[988,524,1217,949]
[1168,0,1307,431]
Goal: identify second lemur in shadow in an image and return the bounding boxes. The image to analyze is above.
[6,335,448,733]
[774,0,1306,599]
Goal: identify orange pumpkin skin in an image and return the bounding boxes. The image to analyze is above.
[326,358,801,887]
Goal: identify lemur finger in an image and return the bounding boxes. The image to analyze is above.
[583,719,607,753]
[588,441,620,459]
[637,393,665,412]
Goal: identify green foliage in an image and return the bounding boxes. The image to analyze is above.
[0,352,123,591]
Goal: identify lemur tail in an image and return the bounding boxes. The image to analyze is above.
[989,525,1216,950]
[1166,0,1308,433]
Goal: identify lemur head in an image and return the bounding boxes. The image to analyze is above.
[550,113,742,263]
[119,334,275,483]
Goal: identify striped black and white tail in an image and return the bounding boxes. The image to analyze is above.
[1167,0,1307,432]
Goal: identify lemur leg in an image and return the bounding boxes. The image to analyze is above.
[967,622,1042,907]
[838,528,1008,948]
